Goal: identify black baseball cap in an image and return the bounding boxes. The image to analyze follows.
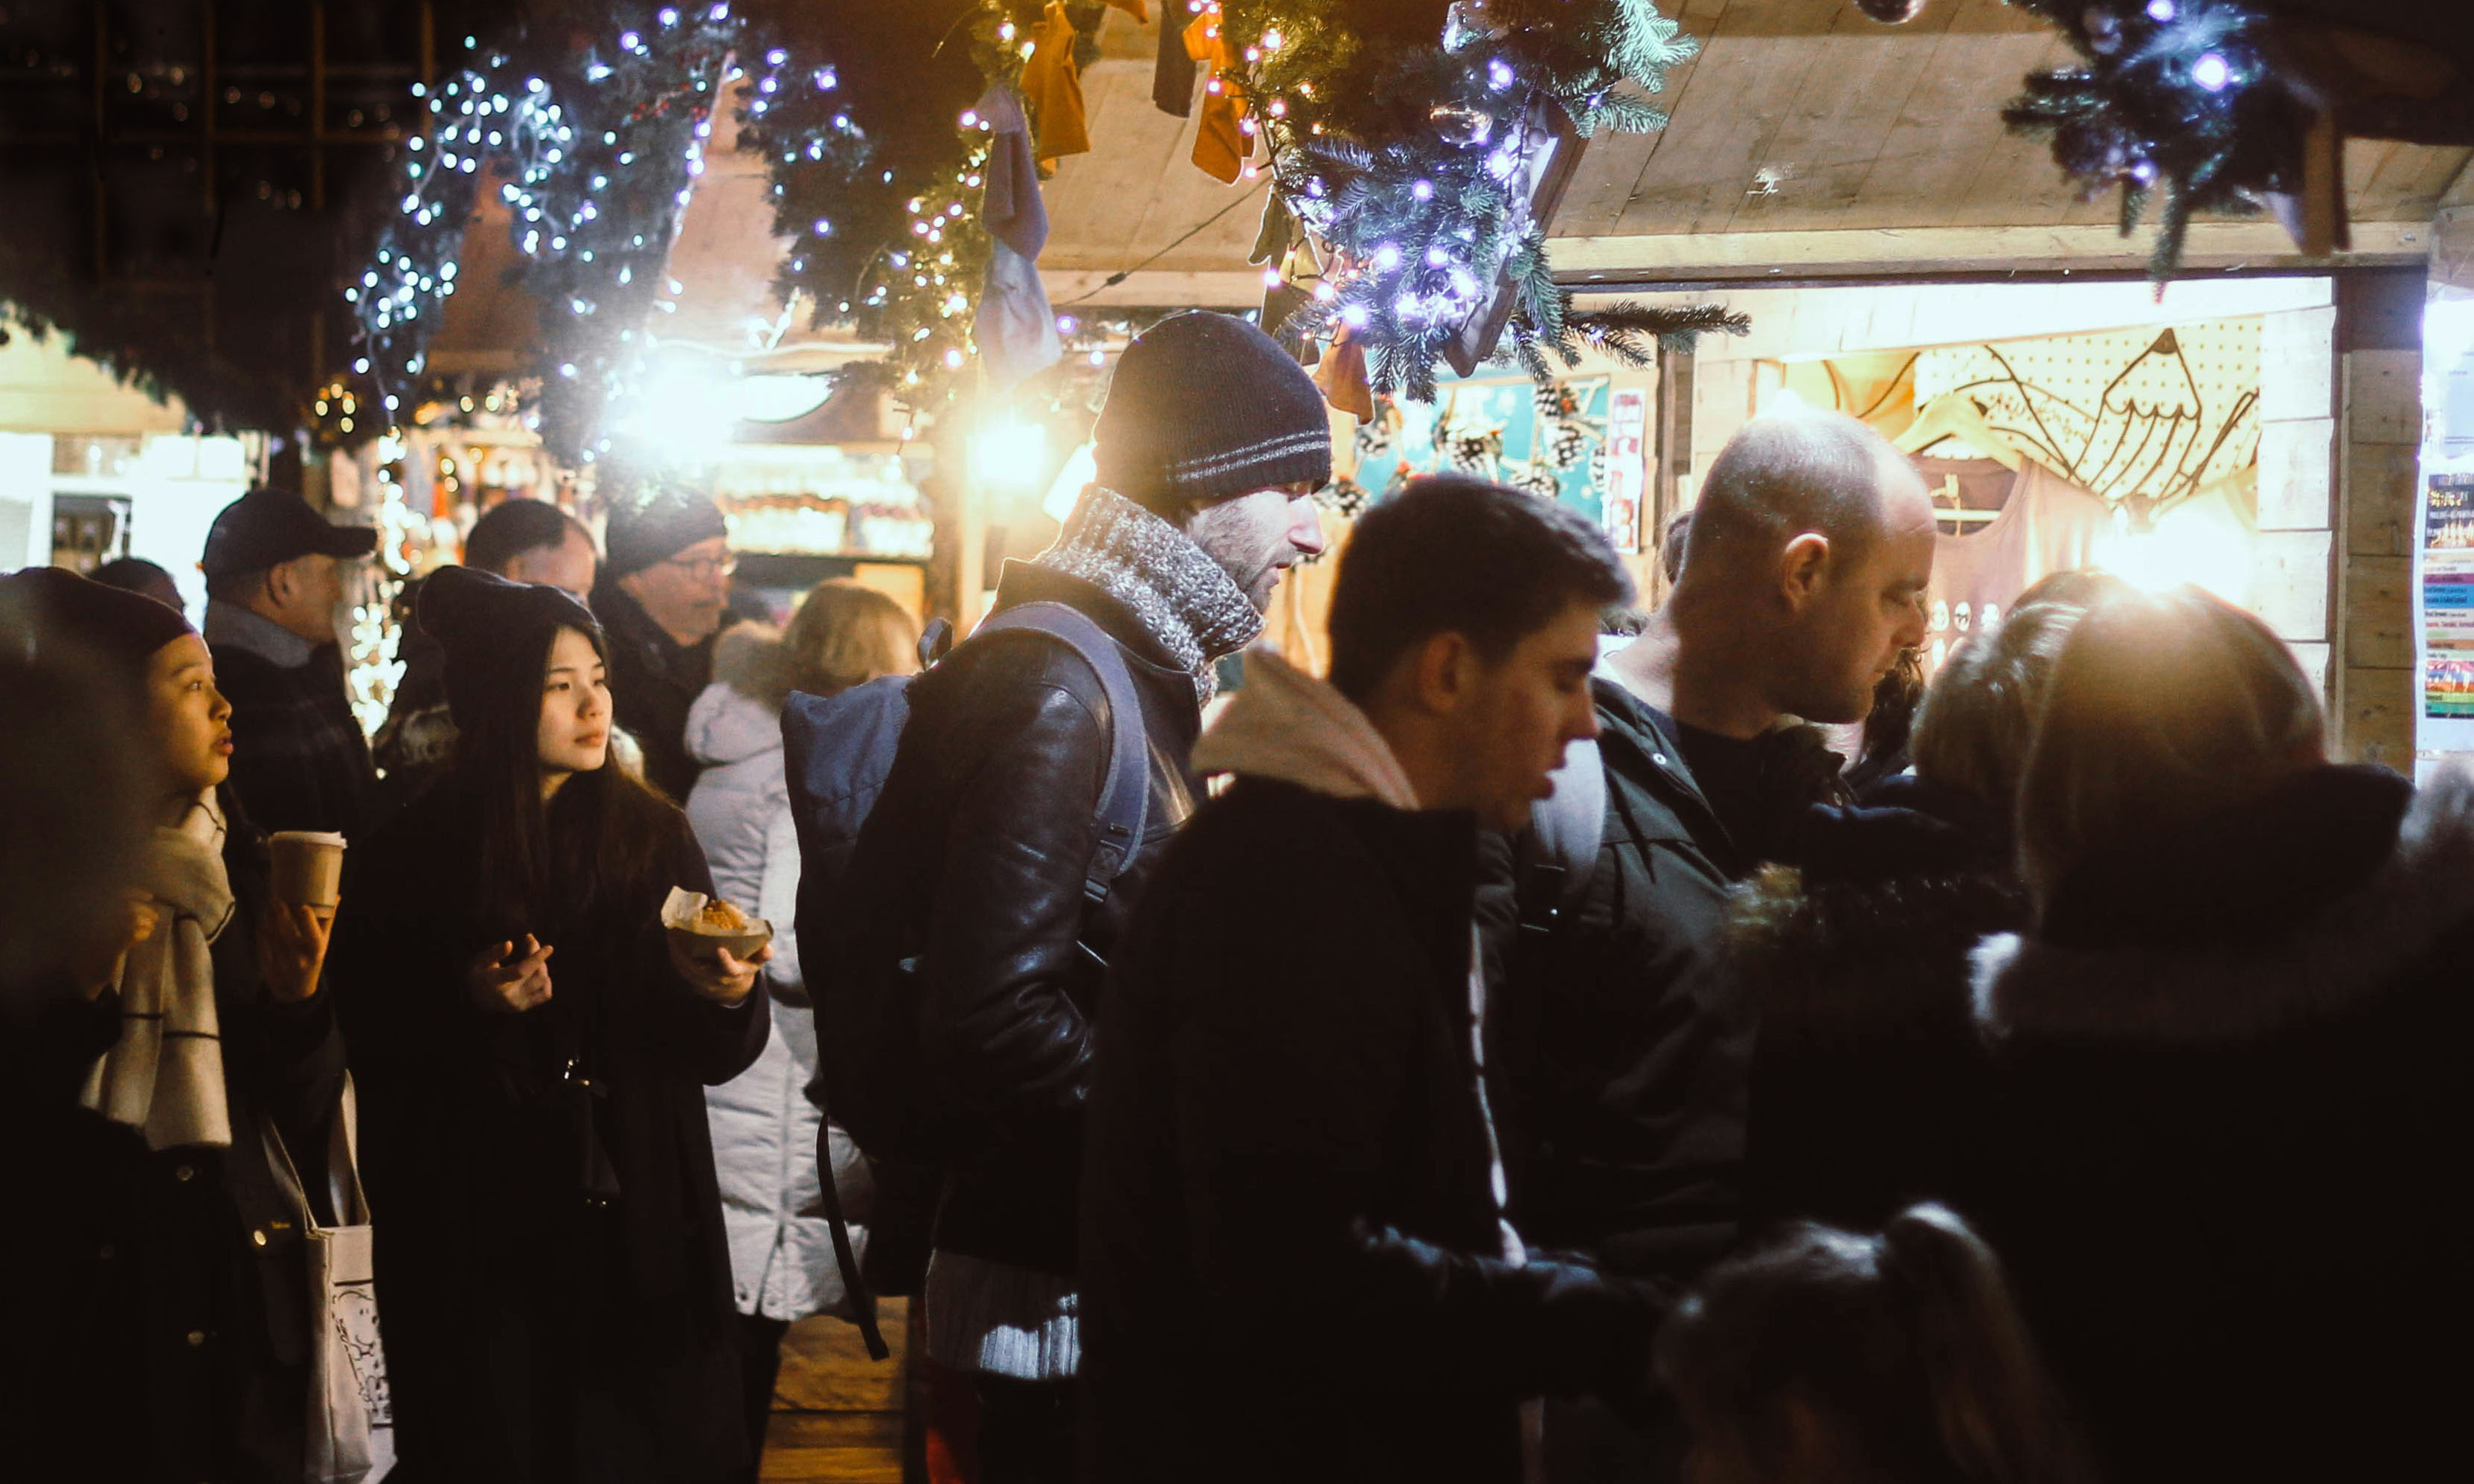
[201,487,379,579]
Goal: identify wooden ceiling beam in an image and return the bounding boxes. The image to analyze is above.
[1549,221,2436,286]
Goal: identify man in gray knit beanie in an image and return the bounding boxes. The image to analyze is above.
[813,310,1330,1480]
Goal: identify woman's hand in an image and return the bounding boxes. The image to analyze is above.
[260,902,335,1003]
[668,935,771,1008]
[466,934,554,1014]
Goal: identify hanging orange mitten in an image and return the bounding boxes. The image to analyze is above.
[1314,326,1374,423]
[1022,2,1091,166]
[1186,8,1250,184]
[1105,0,1148,19]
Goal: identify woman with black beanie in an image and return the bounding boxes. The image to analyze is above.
[332,566,771,1483]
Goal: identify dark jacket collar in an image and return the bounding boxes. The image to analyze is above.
[1590,674,1728,841]
[1973,765,2474,1044]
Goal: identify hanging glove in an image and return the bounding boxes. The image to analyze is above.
[1152,0,1196,115]
[1187,8,1250,183]
[1024,2,1092,165]
[1314,326,1373,423]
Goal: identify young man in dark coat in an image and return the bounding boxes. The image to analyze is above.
[1082,475,1663,1484]
[591,484,737,803]
[199,487,380,839]
[812,312,1331,1479]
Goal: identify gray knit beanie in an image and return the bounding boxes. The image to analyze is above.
[1093,312,1332,511]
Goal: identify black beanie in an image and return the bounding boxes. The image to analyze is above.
[1093,312,1331,507]
[1,567,196,679]
[603,484,729,581]
[418,565,602,728]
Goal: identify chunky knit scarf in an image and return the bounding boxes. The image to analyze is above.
[1032,486,1262,701]
[83,791,237,1151]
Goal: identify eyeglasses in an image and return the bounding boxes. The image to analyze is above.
[659,554,736,582]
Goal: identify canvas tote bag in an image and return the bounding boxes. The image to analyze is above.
[265,1076,396,1484]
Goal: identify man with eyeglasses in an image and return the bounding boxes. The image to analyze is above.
[593,481,740,801]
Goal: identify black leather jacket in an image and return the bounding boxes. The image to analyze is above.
[829,562,1201,1275]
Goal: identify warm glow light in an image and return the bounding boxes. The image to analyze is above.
[972,413,1050,498]
[1042,442,1099,525]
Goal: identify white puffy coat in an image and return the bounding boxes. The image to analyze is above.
[684,635,869,1320]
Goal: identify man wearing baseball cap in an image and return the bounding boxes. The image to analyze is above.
[814,310,1331,1478]
[201,486,379,839]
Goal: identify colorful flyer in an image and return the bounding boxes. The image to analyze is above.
[2417,472,2474,734]
[1602,387,1648,553]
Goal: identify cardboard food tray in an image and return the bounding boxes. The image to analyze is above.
[661,887,774,960]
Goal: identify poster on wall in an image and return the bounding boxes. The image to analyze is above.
[2420,298,2474,760]
[2419,472,2474,745]
[1353,376,1611,524]
[1603,387,1648,553]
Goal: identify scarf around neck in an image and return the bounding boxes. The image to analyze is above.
[83,791,237,1151]
[1032,486,1263,701]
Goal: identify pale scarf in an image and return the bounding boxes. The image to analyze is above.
[83,791,237,1151]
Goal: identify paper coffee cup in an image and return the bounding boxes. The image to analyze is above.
[269,830,348,910]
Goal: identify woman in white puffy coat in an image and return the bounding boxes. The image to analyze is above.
[681,579,920,1477]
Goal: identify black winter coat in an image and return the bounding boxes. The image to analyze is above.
[1497,678,1747,1284]
[215,640,377,841]
[1967,764,2474,1484]
[1082,778,1664,1484]
[333,781,768,1483]
[812,562,1201,1277]
[0,791,347,1484]
[1729,775,2028,1233]
[591,581,735,805]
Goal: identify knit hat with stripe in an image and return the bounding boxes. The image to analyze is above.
[1093,311,1331,510]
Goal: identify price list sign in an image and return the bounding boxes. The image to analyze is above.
[2420,473,2474,729]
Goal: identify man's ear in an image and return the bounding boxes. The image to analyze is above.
[1408,629,1478,716]
[1777,532,1832,614]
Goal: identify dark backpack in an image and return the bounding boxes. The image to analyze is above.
[780,600,1151,1356]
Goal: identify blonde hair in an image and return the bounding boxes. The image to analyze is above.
[726,579,920,710]
[2017,585,2324,904]
[1909,577,2124,809]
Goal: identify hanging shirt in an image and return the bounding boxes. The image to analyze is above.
[1916,458,2112,671]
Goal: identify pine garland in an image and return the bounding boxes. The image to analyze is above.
[1998,0,2298,277]
[739,1,1032,412]
[352,6,737,464]
[1216,0,1741,399]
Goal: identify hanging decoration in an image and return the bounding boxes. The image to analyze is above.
[350,4,741,464]
[1206,1,1748,402]
[744,1,1038,413]
[1863,1,2474,279]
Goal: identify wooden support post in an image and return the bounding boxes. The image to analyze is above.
[2332,268,2427,769]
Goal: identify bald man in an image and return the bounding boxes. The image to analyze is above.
[1496,413,1933,1479]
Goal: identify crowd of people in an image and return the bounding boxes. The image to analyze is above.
[1,309,2465,1484]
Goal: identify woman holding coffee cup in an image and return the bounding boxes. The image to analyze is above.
[332,565,770,1482]
[0,568,344,1480]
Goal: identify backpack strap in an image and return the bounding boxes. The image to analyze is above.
[1516,736,1606,934]
[974,600,1153,905]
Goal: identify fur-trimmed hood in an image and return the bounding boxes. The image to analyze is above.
[1973,763,2474,1044]
[685,625,785,768]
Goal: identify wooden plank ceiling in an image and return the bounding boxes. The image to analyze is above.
[1038,2,2473,295]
